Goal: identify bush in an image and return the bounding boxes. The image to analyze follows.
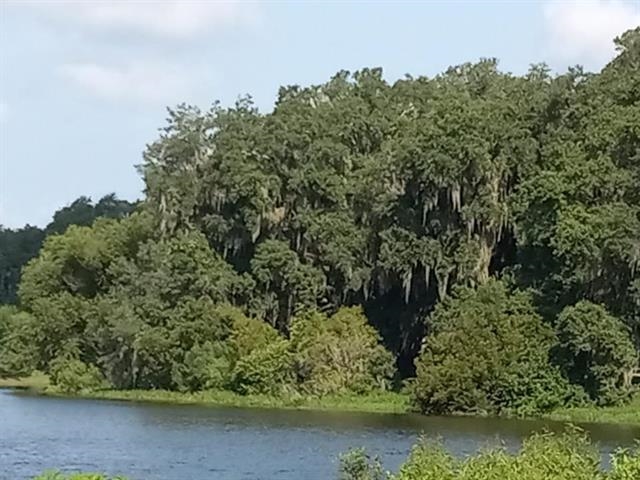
[171,341,231,391]
[413,280,568,416]
[0,307,39,378]
[49,358,106,393]
[339,448,387,480]
[340,430,640,480]
[290,307,395,396]
[610,447,640,480]
[230,339,295,395]
[228,313,282,363]
[556,301,637,405]
[395,439,456,480]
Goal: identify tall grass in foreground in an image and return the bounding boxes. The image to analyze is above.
[339,430,640,480]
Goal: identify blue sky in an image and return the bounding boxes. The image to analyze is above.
[1,1,639,228]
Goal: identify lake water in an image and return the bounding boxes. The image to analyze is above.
[1,389,639,480]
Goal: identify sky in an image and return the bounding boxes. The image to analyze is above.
[1,1,639,228]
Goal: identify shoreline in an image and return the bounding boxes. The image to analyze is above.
[0,375,410,415]
[44,388,412,414]
[3,374,640,426]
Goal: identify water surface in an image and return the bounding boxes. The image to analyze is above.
[1,389,638,480]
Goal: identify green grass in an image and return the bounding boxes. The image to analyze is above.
[6,375,640,425]
[75,389,640,424]
[544,394,640,426]
[44,388,411,414]
[0,371,50,390]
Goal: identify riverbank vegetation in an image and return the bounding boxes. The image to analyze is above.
[0,371,49,389]
[339,430,640,480]
[2,28,640,422]
[48,388,410,414]
[546,395,640,426]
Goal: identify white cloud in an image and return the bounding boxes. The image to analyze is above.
[12,1,259,38]
[544,1,640,68]
[59,62,193,105]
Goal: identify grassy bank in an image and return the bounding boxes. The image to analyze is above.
[47,388,411,414]
[0,371,50,390]
[544,394,640,426]
[5,373,640,425]
[55,389,640,425]
[0,372,408,414]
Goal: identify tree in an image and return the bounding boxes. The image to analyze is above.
[45,194,136,236]
[0,194,136,305]
[0,306,39,377]
[290,307,395,395]
[250,240,325,331]
[0,226,45,304]
[556,301,637,405]
[413,280,570,416]
[4,29,640,409]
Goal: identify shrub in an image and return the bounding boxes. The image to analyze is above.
[49,358,106,393]
[339,448,387,480]
[230,339,295,395]
[0,307,39,378]
[228,313,282,363]
[413,280,568,416]
[340,430,636,480]
[171,341,231,391]
[395,439,456,480]
[556,301,637,405]
[610,447,640,480]
[290,307,395,396]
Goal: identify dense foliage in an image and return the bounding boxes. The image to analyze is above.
[0,194,135,304]
[8,211,394,395]
[339,430,640,480]
[556,301,637,405]
[2,29,639,415]
[413,281,576,416]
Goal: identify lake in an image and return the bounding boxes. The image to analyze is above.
[1,389,639,480]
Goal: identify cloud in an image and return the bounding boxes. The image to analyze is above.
[544,1,640,67]
[12,1,259,39]
[59,62,193,105]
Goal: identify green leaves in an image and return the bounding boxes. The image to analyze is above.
[556,301,637,405]
[49,358,106,394]
[290,307,395,395]
[413,280,568,416]
[4,29,640,413]
[250,240,325,330]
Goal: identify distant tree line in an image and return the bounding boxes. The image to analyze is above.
[0,194,136,304]
[1,28,639,416]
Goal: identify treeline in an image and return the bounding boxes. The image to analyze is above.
[1,28,639,416]
[0,194,136,303]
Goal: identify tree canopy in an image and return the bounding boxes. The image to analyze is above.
[1,28,639,414]
[0,194,136,304]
